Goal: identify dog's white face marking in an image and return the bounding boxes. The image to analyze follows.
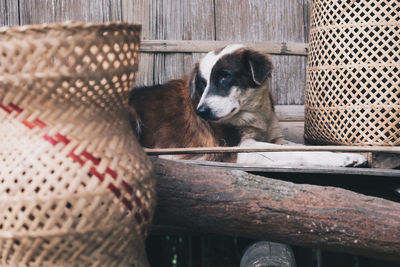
[199,44,245,84]
[197,44,245,118]
[202,86,241,122]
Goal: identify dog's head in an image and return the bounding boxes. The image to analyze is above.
[189,44,273,123]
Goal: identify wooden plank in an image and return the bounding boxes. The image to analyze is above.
[151,0,216,84]
[303,0,312,43]
[152,0,184,84]
[122,0,156,40]
[0,0,19,26]
[18,0,106,24]
[101,0,122,21]
[18,0,57,24]
[122,0,157,86]
[280,121,304,143]
[140,40,308,56]
[275,105,304,121]
[182,0,215,82]
[144,145,400,155]
[166,159,400,178]
[215,0,310,105]
[275,105,305,143]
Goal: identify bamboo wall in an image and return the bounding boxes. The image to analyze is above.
[0,0,311,142]
[0,0,311,103]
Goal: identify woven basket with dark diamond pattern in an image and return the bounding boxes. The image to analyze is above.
[305,0,400,145]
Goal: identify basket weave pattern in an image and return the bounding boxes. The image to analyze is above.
[305,0,400,145]
[0,23,155,266]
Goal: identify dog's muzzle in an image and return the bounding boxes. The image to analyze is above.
[196,104,218,121]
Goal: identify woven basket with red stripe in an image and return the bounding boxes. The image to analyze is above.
[0,22,155,266]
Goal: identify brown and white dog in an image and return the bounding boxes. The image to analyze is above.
[129,44,366,167]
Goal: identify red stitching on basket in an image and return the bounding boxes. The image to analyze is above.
[8,103,23,113]
[43,134,59,146]
[105,168,117,179]
[22,119,36,129]
[108,183,122,198]
[89,167,104,182]
[55,133,70,144]
[33,118,47,129]
[1,101,148,222]
[0,102,24,114]
[0,104,12,114]
[82,151,101,165]
[122,181,133,195]
[68,150,85,166]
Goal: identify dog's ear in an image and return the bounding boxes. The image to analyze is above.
[244,50,273,86]
[189,63,200,99]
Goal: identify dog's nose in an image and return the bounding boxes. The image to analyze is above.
[196,105,211,119]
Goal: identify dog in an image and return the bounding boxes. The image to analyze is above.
[129,44,366,167]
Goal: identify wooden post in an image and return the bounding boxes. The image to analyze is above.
[151,158,400,262]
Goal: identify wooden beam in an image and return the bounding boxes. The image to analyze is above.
[140,40,308,56]
[151,158,400,261]
[275,105,304,122]
[167,159,400,177]
[144,145,400,155]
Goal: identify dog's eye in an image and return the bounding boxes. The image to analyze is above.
[218,72,232,85]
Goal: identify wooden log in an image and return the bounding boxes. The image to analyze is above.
[140,40,308,56]
[151,158,400,261]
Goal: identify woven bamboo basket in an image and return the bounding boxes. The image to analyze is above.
[305,0,400,145]
[0,22,155,266]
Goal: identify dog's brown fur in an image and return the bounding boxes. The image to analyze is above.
[129,45,286,162]
[128,78,241,161]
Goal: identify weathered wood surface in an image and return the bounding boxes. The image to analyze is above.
[18,0,111,24]
[275,105,305,143]
[140,40,308,55]
[215,0,311,105]
[150,0,215,85]
[0,0,311,105]
[145,145,400,155]
[122,0,157,86]
[138,0,310,105]
[275,105,304,122]
[0,0,19,26]
[162,159,400,178]
[151,158,400,261]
